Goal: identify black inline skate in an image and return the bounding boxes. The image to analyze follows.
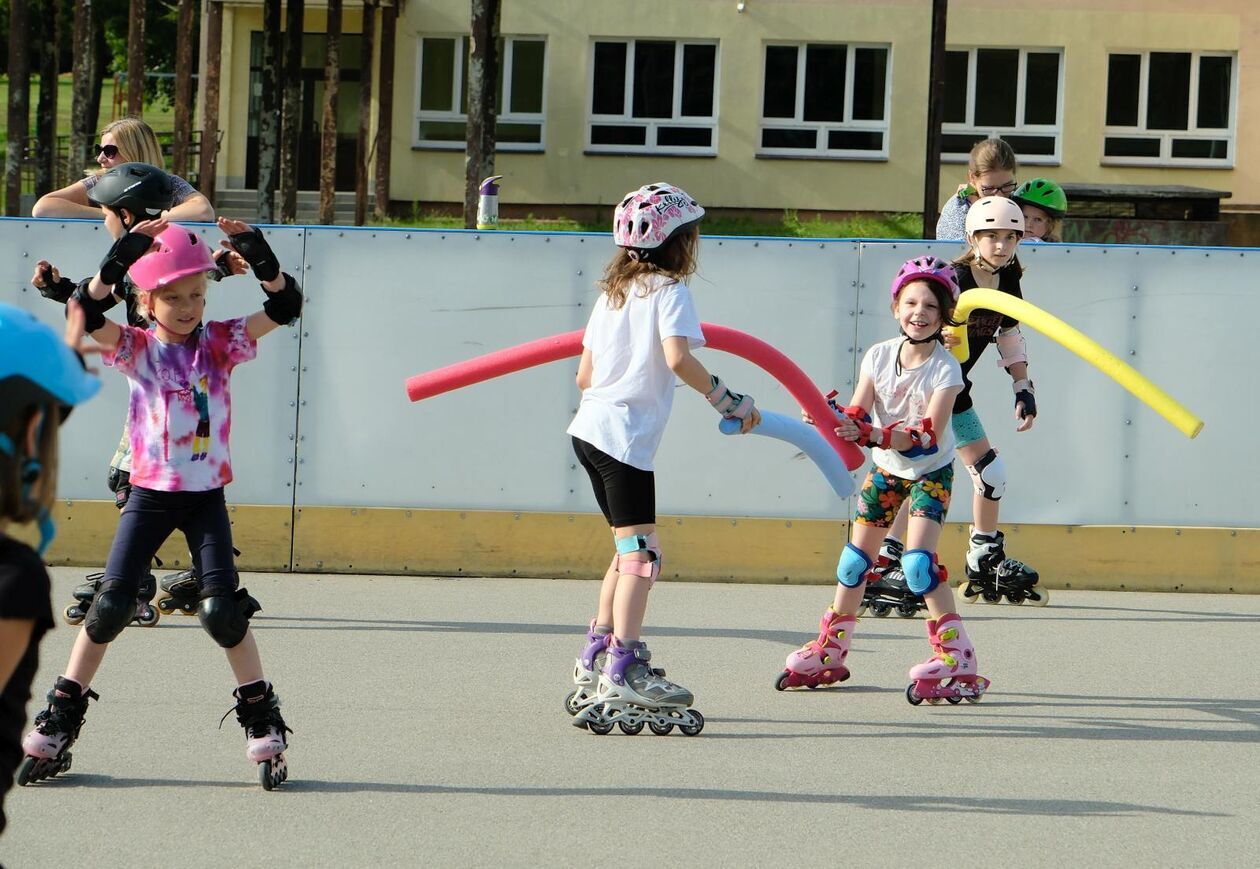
[958,528,1047,606]
[154,568,200,616]
[858,538,926,618]
[62,571,159,628]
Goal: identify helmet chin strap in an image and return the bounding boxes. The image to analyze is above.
[970,242,1004,274]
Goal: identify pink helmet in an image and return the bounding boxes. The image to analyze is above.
[127,225,216,291]
[965,196,1025,237]
[612,182,705,255]
[890,255,960,304]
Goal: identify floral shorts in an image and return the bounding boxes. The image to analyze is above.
[854,463,954,527]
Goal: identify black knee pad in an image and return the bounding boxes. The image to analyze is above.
[84,589,136,644]
[197,588,262,648]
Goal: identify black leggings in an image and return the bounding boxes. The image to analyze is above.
[100,486,238,599]
[572,437,656,527]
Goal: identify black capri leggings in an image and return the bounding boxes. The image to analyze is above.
[100,486,239,599]
[572,437,656,528]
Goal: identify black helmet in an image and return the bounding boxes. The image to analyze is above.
[88,162,175,221]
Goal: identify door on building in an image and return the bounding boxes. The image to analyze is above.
[246,32,363,191]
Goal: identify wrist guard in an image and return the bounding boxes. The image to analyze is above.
[71,282,114,333]
[1013,378,1036,418]
[898,418,938,458]
[99,231,156,287]
[228,225,281,282]
[39,269,78,304]
[705,375,755,420]
[839,405,895,449]
[209,249,236,282]
[262,273,303,325]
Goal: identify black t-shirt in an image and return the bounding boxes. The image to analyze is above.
[0,534,54,836]
[953,260,1023,414]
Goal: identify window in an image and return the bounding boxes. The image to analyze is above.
[942,47,1063,164]
[414,35,547,150]
[759,43,890,158]
[587,39,718,154]
[1103,51,1235,166]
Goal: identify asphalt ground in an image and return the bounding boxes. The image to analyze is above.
[2,568,1258,868]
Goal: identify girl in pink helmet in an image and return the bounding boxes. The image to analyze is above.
[21,217,304,790]
[566,182,760,737]
[778,256,991,706]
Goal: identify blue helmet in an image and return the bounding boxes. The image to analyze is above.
[0,302,101,427]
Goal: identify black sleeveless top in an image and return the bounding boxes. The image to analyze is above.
[953,260,1023,414]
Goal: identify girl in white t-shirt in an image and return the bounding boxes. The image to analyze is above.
[566,182,760,737]
[778,256,992,705]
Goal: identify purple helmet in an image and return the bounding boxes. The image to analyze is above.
[127,225,216,291]
[890,255,960,304]
[612,182,705,255]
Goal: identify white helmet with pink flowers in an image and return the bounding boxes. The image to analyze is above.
[612,182,705,260]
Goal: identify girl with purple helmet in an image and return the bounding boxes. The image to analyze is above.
[20,217,304,790]
[777,256,992,706]
[566,182,760,737]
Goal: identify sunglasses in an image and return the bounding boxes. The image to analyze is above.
[94,143,120,159]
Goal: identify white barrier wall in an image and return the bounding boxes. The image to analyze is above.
[0,218,1248,529]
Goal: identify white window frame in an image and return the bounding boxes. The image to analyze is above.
[757,42,892,161]
[585,38,720,156]
[942,46,1064,166]
[1101,49,1237,169]
[412,34,548,152]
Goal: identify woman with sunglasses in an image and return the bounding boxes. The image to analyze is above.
[933,137,1018,242]
[31,118,213,223]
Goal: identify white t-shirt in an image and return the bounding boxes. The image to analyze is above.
[566,274,704,471]
[859,337,964,480]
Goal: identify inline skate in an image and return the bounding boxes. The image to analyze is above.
[154,567,200,616]
[572,640,703,736]
[776,607,854,690]
[905,613,990,706]
[858,539,927,618]
[223,680,292,790]
[62,571,159,628]
[565,621,612,716]
[18,678,99,785]
[958,528,1047,606]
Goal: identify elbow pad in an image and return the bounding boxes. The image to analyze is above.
[994,327,1028,369]
[71,282,115,333]
[99,231,157,287]
[262,273,303,325]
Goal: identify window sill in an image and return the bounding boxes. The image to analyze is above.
[756,152,888,162]
[1100,158,1234,170]
[582,149,717,158]
[411,144,545,154]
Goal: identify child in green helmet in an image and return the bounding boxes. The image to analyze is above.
[1012,178,1068,243]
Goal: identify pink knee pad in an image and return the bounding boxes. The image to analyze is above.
[614,532,662,585]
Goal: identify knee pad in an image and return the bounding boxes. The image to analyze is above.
[966,448,1006,501]
[197,588,262,649]
[836,543,872,588]
[902,549,944,595]
[614,532,661,582]
[84,589,136,644]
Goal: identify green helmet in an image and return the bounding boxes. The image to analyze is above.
[1012,178,1067,218]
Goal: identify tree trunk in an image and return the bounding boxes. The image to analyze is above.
[318,0,343,225]
[171,0,195,177]
[35,0,60,197]
[68,0,94,186]
[279,0,304,223]
[5,0,31,215]
[256,0,282,222]
[354,0,376,226]
[88,17,106,136]
[373,0,396,221]
[199,0,223,203]
[464,0,500,228]
[127,0,147,117]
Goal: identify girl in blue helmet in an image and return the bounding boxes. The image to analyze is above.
[0,301,100,832]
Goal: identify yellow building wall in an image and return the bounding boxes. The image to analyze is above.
[215,0,1258,211]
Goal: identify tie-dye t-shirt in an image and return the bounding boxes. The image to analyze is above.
[102,318,257,492]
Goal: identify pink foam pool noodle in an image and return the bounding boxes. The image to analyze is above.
[405,324,863,471]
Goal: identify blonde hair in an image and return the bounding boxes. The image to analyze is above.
[0,408,60,522]
[968,138,1018,179]
[87,117,166,178]
[133,272,210,323]
[598,226,700,310]
[1041,218,1063,243]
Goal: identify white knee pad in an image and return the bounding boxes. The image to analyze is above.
[966,448,1006,501]
[615,532,661,584]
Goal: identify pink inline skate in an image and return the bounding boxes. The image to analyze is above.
[18,677,98,785]
[905,613,990,705]
[223,680,292,790]
[775,608,854,690]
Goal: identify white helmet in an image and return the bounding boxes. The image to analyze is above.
[612,182,704,257]
[965,196,1024,237]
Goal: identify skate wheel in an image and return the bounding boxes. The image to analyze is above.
[136,606,160,627]
[854,604,868,618]
[958,580,979,602]
[774,671,791,692]
[156,596,175,614]
[946,695,962,704]
[965,694,983,704]
[980,589,1001,604]
[62,605,85,626]
[905,684,923,706]
[1028,588,1050,607]
[649,721,674,736]
[588,718,614,736]
[260,761,274,790]
[563,690,582,716]
[896,605,917,618]
[872,603,892,617]
[16,756,37,786]
[618,720,644,736]
[679,710,704,737]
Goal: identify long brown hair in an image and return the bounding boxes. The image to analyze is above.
[0,407,60,523]
[598,226,700,309]
[968,137,1018,178]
